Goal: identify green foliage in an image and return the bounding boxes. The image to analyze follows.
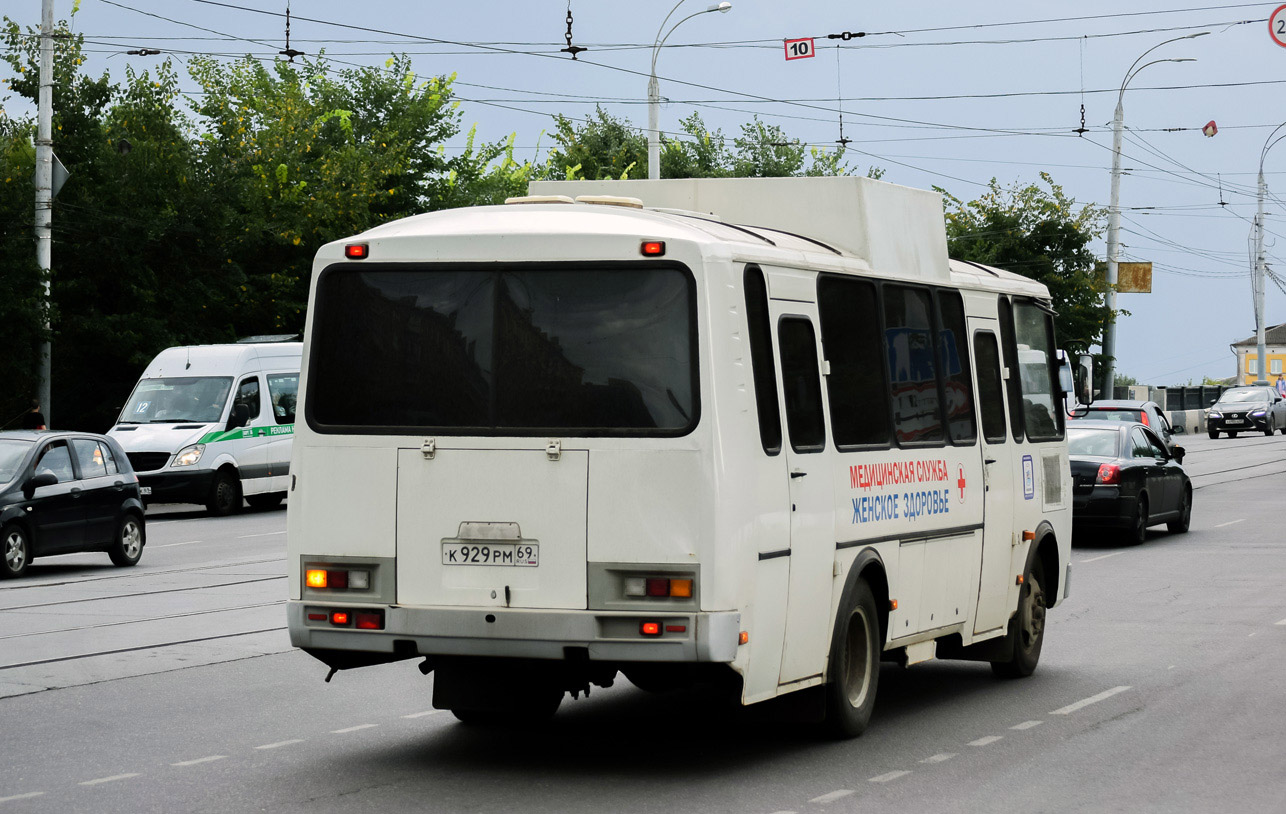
[941,174,1111,355]
[546,107,646,181]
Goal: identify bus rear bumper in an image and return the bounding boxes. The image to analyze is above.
[287,602,741,663]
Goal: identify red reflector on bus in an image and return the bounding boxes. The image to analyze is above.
[307,613,327,621]
[345,243,369,259]
[355,611,384,630]
[328,569,348,590]
[641,241,665,256]
[646,578,670,597]
[665,625,686,633]
[331,612,350,626]
[640,621,661,636]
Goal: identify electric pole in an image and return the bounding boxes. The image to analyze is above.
[35,0,55,424]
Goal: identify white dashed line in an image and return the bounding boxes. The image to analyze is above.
[237,531,286,539]
[869,770,910,783]
[1011,720,1043,730]
[920,753,956,764]
[79,773,141,785]
[1050,686,1131,715]
[171,756,226,767]
[1081,552,1125,563]
[402,711,441,719]
[255,739,305,750]
[1214,519,1245,528]
[767,811,797,814]
[1249,632,1258,638]
[968,735,1003,747]
[331,724,378,734]
[809,790,854,804]
[1275,618,1286,626]
[0,792,45,802]
[157,540,203,548]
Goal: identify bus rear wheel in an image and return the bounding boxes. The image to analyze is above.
[991,557,1046,678]
[824,578,880,738]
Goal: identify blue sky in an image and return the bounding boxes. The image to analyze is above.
[4,1,1285,384]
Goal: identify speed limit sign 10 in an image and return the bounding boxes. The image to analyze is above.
[1272,4,1286,48]
[784,37,815,60]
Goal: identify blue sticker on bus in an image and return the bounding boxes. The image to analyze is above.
[1022,455,1035,500]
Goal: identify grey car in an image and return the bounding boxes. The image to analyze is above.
[1071,400,1177,451]
[1206,387,1286,438]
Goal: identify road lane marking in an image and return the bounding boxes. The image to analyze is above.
[331,724,378,734]
[920,753,956,764]
[237,531,286,539]
[809,790,854,804]
[79,773,140,785]
[869,770,910,783]
[1010,721,1043,730]
[1214,519,1245,528]
[157,540,203,548]
[0,792,45,802]
[1275,618,1286,626]
[1051,686,1131,715]
[1081,552,1125,563]
[968,736,1003,747]
[255,739,304,750]
[171,756,226,767]
[402,711,441,719]
[1248,632,1258,638]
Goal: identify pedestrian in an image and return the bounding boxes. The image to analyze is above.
[21,399,46,430]
[1277,374,1286,398]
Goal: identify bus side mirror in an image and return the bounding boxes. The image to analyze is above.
[227,402,250,431]
[1075,354,1094,407]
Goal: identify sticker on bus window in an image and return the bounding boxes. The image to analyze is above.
[1022,455,1035,500]
[135,402,150,413]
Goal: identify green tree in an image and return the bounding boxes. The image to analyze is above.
[941,173,1111,355]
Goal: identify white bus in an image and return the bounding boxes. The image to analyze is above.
[286,177,1073,736]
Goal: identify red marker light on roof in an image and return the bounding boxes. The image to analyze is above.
[345,243,369,260]
[641,241,665,257]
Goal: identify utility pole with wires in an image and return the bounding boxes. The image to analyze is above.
[35,0,54,425]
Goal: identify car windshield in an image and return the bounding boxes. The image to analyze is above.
[1068,427,1120,458]
[1217,388,1270,404]
[0,439,32,483]
[119,377,233,423]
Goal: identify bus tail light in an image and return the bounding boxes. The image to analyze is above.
[330,611,350,626]
[1096,463,1121,485]
[355,610,384,630]
[306,566,372,591]
[640,621,661,636]
[646,578,670,597]
[306,569,328,588]
[669,578,693,598]
[624,574,695,599]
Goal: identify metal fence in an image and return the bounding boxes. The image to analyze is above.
[1161,385,1233,411]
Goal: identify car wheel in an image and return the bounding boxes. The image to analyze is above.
[825,578,881,738]
[109,514,145,567]
[1124,494,1149,545]
[1167,487,1192,534]
[1265,419,1274,437]
[1,524,31,579]
[991,555,1047,678]
[206,470,241,516]
[246,492,285,510]
[1208,428,1218,439]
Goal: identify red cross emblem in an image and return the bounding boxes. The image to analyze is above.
[957,465,967,503]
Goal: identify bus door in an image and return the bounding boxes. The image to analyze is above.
[768,293,836,685]
[968,319,1015,635]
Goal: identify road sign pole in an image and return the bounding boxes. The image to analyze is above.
[35,0,54,425]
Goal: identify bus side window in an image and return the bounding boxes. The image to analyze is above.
[884,284,945,445]
[936,290,977,445]
[818,275,891,448]
[974,331,1007,443]
[777,317,827,452]
[267,373,299,425]
[997,296,1025,443]
[744,266,782,455]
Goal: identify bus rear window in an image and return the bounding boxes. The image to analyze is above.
[307,265,698,435]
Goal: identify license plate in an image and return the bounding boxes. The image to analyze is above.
[140,486,152,495]
[442,542,539,567]
[1226,419,1243,424]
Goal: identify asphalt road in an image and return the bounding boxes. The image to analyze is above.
[1,430,1283,813]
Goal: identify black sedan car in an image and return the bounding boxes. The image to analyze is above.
[1069,420,1192,544]
[0,430,146,578]
[1206,386,1286,437]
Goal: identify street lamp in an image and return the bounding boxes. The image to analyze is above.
[1252,122,1286,384]
[1101,32,1206,396]
[648,1,731,180]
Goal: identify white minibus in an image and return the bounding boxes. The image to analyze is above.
[110,340,301,515]
[287,177,1073,735]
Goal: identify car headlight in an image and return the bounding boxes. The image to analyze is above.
[1252,409,1267,417]
[1208,410,1221,418]
[173,444,205,467]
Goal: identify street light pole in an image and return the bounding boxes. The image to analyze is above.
[1253,123,1286,385]
[648,2,731,181]
[1101,33,1205,398]
[35,0,54,425]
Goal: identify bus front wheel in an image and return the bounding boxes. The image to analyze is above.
[991,556,1046,678]
[824,578,880,738]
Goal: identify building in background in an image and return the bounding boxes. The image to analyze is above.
[1231,324,1286,385]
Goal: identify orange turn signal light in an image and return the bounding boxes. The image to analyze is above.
[1016,574,1025,585]
[306,569,328,589]
[890,599,899,611]
[1022,530,1036,541]
[669,578,693,598]
[739,631,749,645]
